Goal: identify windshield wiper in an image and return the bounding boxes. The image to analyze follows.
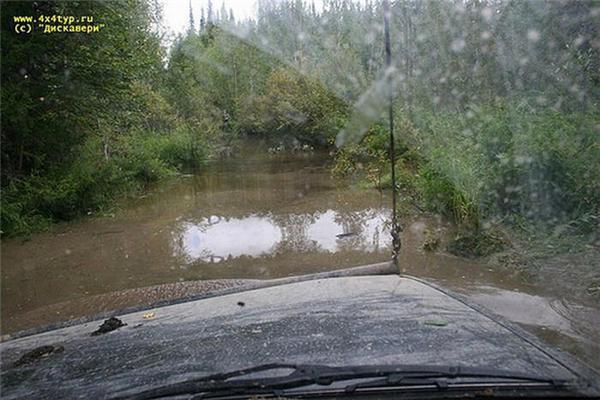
[119,363,569,400]
[342,365,568,394]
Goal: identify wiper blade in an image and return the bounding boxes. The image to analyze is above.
[343,366,568,394]
[119,363,341,400]
[119,363,569,400]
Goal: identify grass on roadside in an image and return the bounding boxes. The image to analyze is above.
[333,104,599,259]
[1,127,210,237]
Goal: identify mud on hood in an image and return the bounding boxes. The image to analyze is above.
[1,275,598,398]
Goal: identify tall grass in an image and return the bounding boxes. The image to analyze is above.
[0,127,209,237]
[411,105,599,228]
[334,105,599,246]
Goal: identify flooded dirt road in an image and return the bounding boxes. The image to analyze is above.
[2,146,598,370]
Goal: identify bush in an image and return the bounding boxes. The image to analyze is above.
[237,67,348,146]
[0,127,210,237]
[140,127,209,170]
[332,105,599,237]
[415,164,479,225]
[411,105,600,227]
[1,182,53,237]
[332,124,392,178]
[447,231,505,258]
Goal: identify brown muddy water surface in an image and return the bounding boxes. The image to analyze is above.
[2,146,599,370]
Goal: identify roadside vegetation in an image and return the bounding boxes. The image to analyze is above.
[335,105,599,256]
[1,1,215,235]
[1,0,598,282]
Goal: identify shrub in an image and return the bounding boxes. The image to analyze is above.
[0,126,211,237]
[415,164,479,225]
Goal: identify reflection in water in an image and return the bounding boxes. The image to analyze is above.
[470,287,577,335]
[2,148,396,332]
[465,286,600,370]
[176,216,283,262]
[1,146,598,370]
[174,209,391,263]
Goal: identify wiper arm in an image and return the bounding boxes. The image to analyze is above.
[119,363,569,400]
[343,366,569,393]
[118,363,331,400]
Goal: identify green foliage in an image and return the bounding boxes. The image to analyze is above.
[253,68,347,145]
[1,0,165,179]
[332,124,389,177]
[0,1,217,237]
[126,128,210,171]
[2,0,599,247]
[167,27,349,147]
[166,27,279,136]
[415,164,479,225]
[127,81,179,134]
[2,158,130,236]
[334,104,599,235]
[447,231,505,258]
[1,127,209,236]
[411,105,600,224]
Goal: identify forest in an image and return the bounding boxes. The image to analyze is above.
[1,0,598,263]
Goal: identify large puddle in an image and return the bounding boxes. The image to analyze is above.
[1,146,598,370]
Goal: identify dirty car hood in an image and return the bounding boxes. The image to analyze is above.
[1,275,598,398]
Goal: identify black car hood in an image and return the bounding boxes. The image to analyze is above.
[1,275,598,398]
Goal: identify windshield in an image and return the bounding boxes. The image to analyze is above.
[1,0,598,397]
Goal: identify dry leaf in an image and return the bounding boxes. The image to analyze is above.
[142,312,155,319]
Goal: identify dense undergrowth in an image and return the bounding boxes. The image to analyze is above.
[1,127,210,236]
[333,105,600,257]
[0,1,352,237]
[2,0,598,254]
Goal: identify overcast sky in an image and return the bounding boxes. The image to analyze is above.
[159,0,334,36]
[160,0,258,35]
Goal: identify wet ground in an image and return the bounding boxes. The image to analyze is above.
[1,145,598,370]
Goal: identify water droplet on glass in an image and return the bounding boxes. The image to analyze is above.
[481,7,493,21]
[527,29,540,43]
[451,38,466,52]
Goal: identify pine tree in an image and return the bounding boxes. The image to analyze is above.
[188,0,195,33]
[200,6,205,32]
[220,2,227,24]
[207,0,213,24]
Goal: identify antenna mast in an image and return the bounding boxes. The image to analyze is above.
[383,0,401,264]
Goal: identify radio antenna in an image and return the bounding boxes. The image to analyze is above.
[383,0,401,264]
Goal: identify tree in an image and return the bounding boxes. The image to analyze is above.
[207,0,213,24]
[1,0,165,181]
[188,0,195,33]
[200,6,206,32]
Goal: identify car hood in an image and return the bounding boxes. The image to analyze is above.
[1,275,598,398]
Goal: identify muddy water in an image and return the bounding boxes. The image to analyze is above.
[1,146,598,370]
